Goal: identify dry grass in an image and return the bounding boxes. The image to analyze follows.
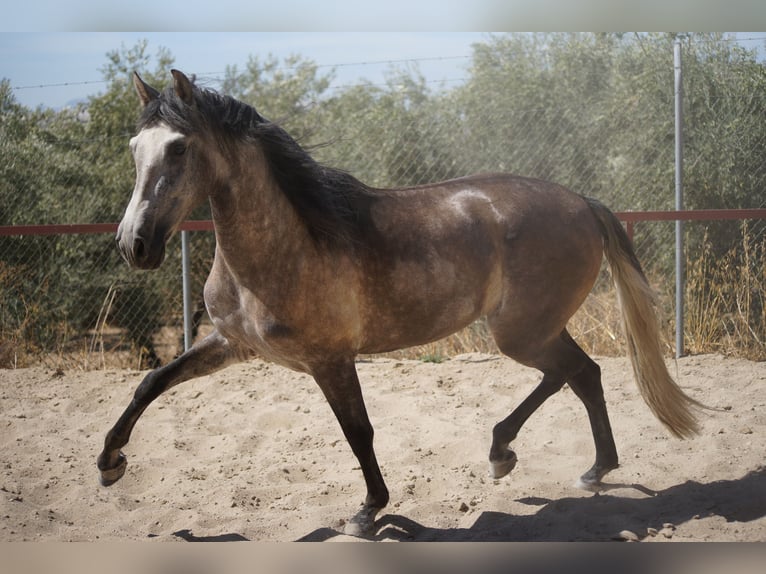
[684,223,765,360]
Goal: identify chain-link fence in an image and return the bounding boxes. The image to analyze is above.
[1,35,764,368]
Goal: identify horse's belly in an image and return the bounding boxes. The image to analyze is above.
[357,242,503,354]
[358,280,495,354]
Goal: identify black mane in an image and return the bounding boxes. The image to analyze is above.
[137,81,377,247]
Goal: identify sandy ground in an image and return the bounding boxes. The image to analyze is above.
[1,353,764,542]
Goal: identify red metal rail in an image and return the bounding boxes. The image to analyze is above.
[615,208,766,242]
[0,220,215,236]
[615,208,766,221]
[1,209,764,238]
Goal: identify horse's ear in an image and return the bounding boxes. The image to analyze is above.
[133,72,159,107]
[171,69,194,106]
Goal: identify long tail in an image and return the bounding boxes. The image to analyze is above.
[585,197,702,438]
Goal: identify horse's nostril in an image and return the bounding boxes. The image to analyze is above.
[133,237,147,261]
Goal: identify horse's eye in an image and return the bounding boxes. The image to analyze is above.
[170,141,187,156]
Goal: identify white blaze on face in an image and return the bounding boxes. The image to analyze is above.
[126,124,183,215]
[117,123,188,268]
[121,124,185,230]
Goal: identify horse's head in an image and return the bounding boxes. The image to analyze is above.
[116,70,210,270]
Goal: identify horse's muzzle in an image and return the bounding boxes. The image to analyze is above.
[116,233,166,270]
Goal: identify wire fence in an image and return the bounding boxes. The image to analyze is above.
[1,35,765,368]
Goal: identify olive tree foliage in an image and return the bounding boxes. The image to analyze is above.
[612,33,766,264]
[221,53,332,137]
[679,35,766,211]
[314,68,468,187]
[0,79,106,352]
[451,33,765,212]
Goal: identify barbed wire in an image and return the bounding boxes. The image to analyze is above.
[11,54,474,93]
[11,79,108,91]
[698,34,766,44]
[11,34,764,94]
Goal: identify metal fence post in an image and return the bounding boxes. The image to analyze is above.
[674,37,685,358]
[181,229,192,352]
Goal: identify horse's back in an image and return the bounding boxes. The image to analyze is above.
[373,172,602,272]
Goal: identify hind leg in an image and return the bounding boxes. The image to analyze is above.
[560,332,619,490]
[488,327,587,479]
[488,372,565,478]
[489,328,619,487]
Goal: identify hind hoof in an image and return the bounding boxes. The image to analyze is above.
[575,464,617,492]
[99,452,127,487]
[489,449,517,479]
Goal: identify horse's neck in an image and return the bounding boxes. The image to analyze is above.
[209,151,314,286]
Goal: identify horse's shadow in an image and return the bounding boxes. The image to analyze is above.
[168,467,764,542]
[297,466,766,542]
[172,529,249,542]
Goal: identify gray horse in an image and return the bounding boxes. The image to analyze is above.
[98,70,701,536]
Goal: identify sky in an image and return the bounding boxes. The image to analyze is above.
[4,31,766,111]
[4,0,765,32]
[2,1,765,109]
[1,33,488,109]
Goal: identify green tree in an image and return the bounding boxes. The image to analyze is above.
[1,41,178,365]
[222,53,333,143]
[0,79,100,352]
[450,33,624,200]
[680,33,766,210]
[313,66,465,187]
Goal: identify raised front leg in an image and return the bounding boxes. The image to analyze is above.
[311,359,389,537]
[97,331,243,486]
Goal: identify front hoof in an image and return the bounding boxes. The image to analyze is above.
[575,477,605,493]
[98,452,127,487]
[343,505,380,538]
[489,449,517,479]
